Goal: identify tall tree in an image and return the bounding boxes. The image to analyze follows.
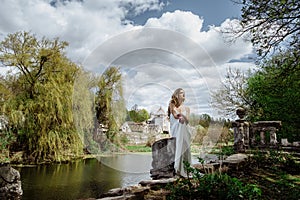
[0,75,11,112]
[210,68,253,118]
[228,0,300,58]
[247,49,300,141]
[95,66,126,142]
[72,69,97,149]
[0,31,82,162]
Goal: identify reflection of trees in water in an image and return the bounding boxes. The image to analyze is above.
[18,158,126,199]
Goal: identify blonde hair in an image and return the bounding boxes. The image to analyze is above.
[168,88,184,117]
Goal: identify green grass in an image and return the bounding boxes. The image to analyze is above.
[125,145,152,152]
[190,143,235,155]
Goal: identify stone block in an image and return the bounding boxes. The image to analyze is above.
[150,137,176,180]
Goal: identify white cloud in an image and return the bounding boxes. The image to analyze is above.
[145,10,203,35]
[0,1,255,117]
[0,0,164,62]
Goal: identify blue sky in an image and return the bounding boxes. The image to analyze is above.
[130,0,243,29]
[0,0,255,118]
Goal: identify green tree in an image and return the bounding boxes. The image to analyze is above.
[129,108,150,123]
[247,49,300,141]
[198,113,212,128]
[0,31,82,162]
[129,110,138,122]
[229,0,300,58]
[95,66,126,142]
[138,109,150,122]
[72,69,97,150]
[0,75,11,112]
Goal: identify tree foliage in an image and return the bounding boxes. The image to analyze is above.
[229,0,300,58]
[247,49,300,141]
[211,50,300,141]
[0,75,11,111]
[95,66,126,141]
[128,108,150,123]
[0,31,82,162]
[210,68,253,118]
[72,69,97,149]
[198,114,212,128]
[213,1,300,142]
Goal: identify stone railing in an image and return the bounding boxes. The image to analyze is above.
[232,108,282,152]
[251,121,282,146]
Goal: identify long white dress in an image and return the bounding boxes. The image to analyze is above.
[170,106,191,177]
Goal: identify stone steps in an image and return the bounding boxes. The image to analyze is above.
[98,178,176,200]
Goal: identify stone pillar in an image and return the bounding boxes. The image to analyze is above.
[0,163,23,200]
[232,108,249,153]
[150,137,176,180]
[251,121,281,147]
[260,130,265,145]
[243,122,250,147]
[269,127,278,145]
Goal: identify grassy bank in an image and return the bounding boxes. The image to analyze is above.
[125,145,152,152]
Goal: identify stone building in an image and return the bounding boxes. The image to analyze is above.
[148,107,170,134]
[119,107,170,134]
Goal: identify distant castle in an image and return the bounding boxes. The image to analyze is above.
[148,106,170,134]
[120,106,170,134]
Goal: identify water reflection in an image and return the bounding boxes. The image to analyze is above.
[16,153,203,200]
[99,153,152,173]
[16,153,151,200]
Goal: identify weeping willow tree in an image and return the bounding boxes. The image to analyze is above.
[0,31,83,163]
[72,69,98,152]
[95,66,126,144]
[0,76,11,112]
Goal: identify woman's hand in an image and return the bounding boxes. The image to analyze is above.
[177,114,185,124]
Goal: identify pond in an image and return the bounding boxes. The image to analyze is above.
[16,153,152,200]
[16,153,207,200]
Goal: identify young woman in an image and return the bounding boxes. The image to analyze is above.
[168,88,192,177]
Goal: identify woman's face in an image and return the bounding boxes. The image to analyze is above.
[178,90,185,103]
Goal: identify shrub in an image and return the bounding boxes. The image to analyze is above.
[167,161,262,200]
